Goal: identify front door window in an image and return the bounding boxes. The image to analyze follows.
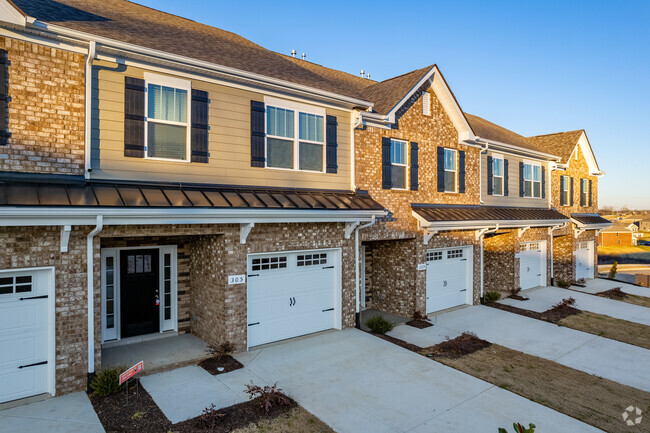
[120,249,160,338]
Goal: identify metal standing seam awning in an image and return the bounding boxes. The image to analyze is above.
[570,213,613,230]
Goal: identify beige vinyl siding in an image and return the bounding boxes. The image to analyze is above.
[481,151,549,208]
[90,60,352,189]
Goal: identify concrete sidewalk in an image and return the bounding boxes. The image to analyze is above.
[141,328,602,432]
[390,305,650,393]
[0,392,104,433]
[497,286,650,326]
[572,278,650,298]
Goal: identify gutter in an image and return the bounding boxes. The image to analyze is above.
[84,41,96,180]
[468,137,561,162]
[355,216,376,329]
[475,138,489,204]
[86,215,103,390]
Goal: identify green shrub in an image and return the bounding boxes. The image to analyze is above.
[484,291,501,303]
[608,261,618,279]
[556,279,571,289]
[90,368,126,397]
[365,315,394,334]
[499,423,535,433]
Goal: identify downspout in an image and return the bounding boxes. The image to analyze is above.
[350,112,362,191]
[549,222,568,286]
[84,41,96,180]
[479,224,499,303]
[87,215,103,391]
[355,215,376,328]
[475,138,489,204]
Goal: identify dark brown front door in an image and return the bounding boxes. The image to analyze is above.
[120,249,160,338]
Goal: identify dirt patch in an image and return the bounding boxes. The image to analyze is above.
[507,294,528,301]
[597,287,627,299]
[370,332,423,352]
[230,406,334,433]
[559,311,650,350]
[488,302,581,324]
[596,288,650,308]
[433,343,650,433]
[406,319,433,329]
[421,333,491,359]
[198,355,244,376]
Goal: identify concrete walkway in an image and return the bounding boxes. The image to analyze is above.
[390,305,650,393]
[142,329,602,432]
[573,278,650,298]
[498,286,650,326]
[0,392,104,433]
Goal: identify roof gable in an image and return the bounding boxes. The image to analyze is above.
[528,130,602,175]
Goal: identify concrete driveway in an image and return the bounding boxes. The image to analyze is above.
[573,278,650,298]
[498,285,650,326]
[143,329,601,432]
[390,305,650,393]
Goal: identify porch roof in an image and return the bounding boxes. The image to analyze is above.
[571,213,612,228]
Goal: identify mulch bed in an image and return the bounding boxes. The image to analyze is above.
[422,333,491,359]
[488,302,581,324]
[91,381,297,433]
[507,294,528,301]
[406,319,433,329]
[198,355,244,376]
[370,332,423,352]
[596,287,627,300]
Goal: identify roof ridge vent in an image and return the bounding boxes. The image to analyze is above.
[291,49,296,58]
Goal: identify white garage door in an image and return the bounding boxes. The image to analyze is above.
[519,241,546,290]
[426,246,473,314]
[247,250,339,348]
[576,241,594,280]
[0,269,53,404]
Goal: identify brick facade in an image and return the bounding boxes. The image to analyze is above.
[598,232,635,247]
[0,37,85,175]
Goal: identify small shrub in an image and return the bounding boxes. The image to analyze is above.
[484,291,501,303]
[131,411,146,421]
[499,423,536,433]
[90,368,126,397]
[551,297,576,309]
[244,382,292,415]
[365,315,394,334]
[412,310,428,321]
[508,287,522,297]
[609,261,618,279]
[198,404,225,428]
[556,279,571,289]
[206,341,235,361]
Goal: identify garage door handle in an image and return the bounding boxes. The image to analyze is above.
[460,289,466,292]
[19,295,48,301]
[248,322,260,327]
[322,266,335,269]
[460,259,467,261]
[322,308,334,312]
[18,360,47,369]
[248,274,259,277]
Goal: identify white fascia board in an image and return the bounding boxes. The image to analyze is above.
[26,20,373,110]
[384,66,437,123]
[0,0,26,27]
[0,207,387,227]
[412,214,570,232]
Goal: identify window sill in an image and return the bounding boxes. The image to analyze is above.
[263,166,327,174]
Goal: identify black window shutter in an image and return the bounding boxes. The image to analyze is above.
[570,177,574,206]
[326,115,338,173]
[519,162,524,197]
[541,166,546,199]
[458,150,466,193]
[124,77,145,158]
[382,137,392,189]
[589,179,593,206]
[250,100,265,167]
[410,141,419,191]
[486,155,493,195]
[190,89,209,163]
[560,176,566,206]
[437,147,445,192]
[504,159,509,196]
[0,49,8,146]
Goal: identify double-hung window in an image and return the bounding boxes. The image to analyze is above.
[266,99,325,172]
[560,175,570,205]
[492,155,504,195]
[444,148,457,192]
[145,74,191,161]
[580,178,588,206]
[523,162,541,198]
[390,139,407,189]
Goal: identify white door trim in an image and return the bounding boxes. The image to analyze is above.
[100,246,178,344]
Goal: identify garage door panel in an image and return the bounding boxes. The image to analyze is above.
[0,366,47,402]
[426,246,472,314]
[0,303,41,333]
[0,335,39,365]
[519,242,546,290]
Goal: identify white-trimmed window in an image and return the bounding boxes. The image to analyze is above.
[492,155,504,196]
[560,175,570,206]
[390,139,408,189]
[580,178,588,206]
[265,98,325,172]
[523,162,542,198]
[144,73,191,161]
[444,148,457,192]
[422,91,431,116]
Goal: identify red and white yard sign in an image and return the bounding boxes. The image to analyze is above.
[119,361,144,385]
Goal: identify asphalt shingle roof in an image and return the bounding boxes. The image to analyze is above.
[526,130,585,164]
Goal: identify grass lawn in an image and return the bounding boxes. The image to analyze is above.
[425,343,650,433]
[559,311,650,350]
[599,292,650,309]
[232,407,334,433]
[598,245,650,264]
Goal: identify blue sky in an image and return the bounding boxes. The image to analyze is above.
[136,0,650,209]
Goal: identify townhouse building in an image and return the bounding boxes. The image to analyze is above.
[0,0,609,405]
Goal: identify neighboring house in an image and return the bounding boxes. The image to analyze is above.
[527,130,611,282]
[641,218,650,232]
[598,223,642,246]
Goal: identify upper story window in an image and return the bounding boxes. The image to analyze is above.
[266,100,325,172]
[580,178,589,206]
[145,74,191,161]
[522,162,541,198]
[390,139,408,189]
[560,175,570,206]
[492,155,504,196]
[443,148,457,192]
